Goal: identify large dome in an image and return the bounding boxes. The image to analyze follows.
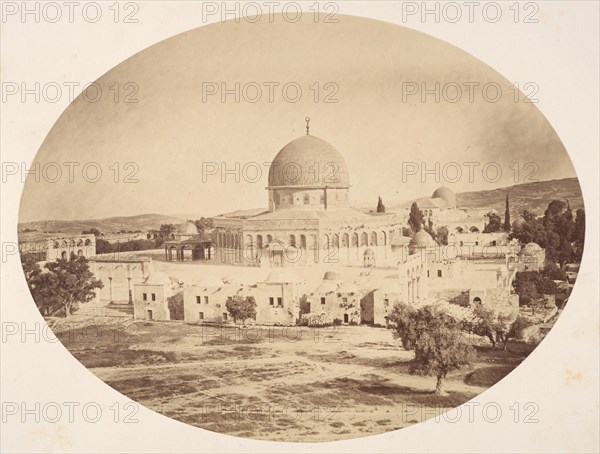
[431,187,456,208]
[268,135,350,188]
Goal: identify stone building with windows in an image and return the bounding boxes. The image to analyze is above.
[133,271,179,321]
[304,271,362,325]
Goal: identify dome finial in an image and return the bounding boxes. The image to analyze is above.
[305,116,310,135]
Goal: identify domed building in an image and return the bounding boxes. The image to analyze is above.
[212,121,405,267]
[164,220,214,261]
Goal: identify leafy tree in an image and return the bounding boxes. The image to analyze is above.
[26,257,103,317]
[504,194,511,231]
[376,196,385,213]
[408,203,424,234]
[465,305,517,350]
[483,211,502,233]
[389,303,475,395]
[193,218,214,235]
[225,295,257,324]
[402,227,412,237]
[436,226,449,246]
[497,315,532,349]
[82,228,101,236]
[22,256,44,310]
[95,239,113,254]
[160,224,176,238]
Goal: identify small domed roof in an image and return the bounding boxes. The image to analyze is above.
[195,276,224,288]
[521,242,542,256]
[432,187,456,207]
[177,221,198,235]
[409,230,436,248]
[265,268,300,283]
[323,271,342,281]
[268,135,349,188]
[144,271,172,286]
[363,248,375,257]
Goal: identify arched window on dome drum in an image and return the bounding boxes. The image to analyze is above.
[333,234,339,248]
[361,232,368,246]
[342,233,349,248]
[266,234,273,243]
[300,234,306,249]
[381,231,387,246]
[256,235,263,249]
[371,232,378,246]
[352,232,359,247]
[303,194,310,205]
[289,234,296,248]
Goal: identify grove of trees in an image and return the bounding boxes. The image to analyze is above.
[225,295,257,324]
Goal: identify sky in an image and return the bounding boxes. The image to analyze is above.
[19,14,577,222]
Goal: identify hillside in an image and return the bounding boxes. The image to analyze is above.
[18,178,584,237]
[18,214,185,236]
[455,178,584,216]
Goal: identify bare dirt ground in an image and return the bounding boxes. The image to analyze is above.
[52,318,534,442]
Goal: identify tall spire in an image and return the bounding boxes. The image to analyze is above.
[305,116,310,135]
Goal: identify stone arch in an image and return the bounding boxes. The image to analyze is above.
[289,234,296,248]
[300,234,306,249]
[360,232,368,246]
[70,251,76,260]
[371,231,378,246]
[332,234,339,248]
[256,234,263,249]
[380,231,387,246]
[342,233,349,248]
[61,251,68,260]
[352,232,359,247]
[266,234,273,243]
[77,249,83,256]
[323,234,330,248]
[473,296,482,305]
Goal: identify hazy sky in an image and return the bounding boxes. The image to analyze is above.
[19,14,577,222]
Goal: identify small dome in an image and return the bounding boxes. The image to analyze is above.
[363,248,375,257]
[323,271,342,281]
[195,276,224,288]
[265,268,300,283]
[268,135,349,188]
[409,230,436,247]
[521,242,542,256]
[177,221,198,235]
[432,187,456,208]
[144,271,172,286]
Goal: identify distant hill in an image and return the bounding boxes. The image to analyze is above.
[18,178,584,237]
[455,178,584,217]
[18,214,185,236]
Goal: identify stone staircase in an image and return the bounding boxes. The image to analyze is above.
[75,299,133,318]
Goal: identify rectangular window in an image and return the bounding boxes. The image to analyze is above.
[151,293,156,301]
[277,297,283,306]
[437,270,442,277]
[196,296,201,304]
[427,270,430,277]
[384,298,389,305]
[143,293,147,301]
[204,296,209,304]
[269,297,274,306]
[321,297,326,305]
[222,313,228,321]
[199,312,204,320]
